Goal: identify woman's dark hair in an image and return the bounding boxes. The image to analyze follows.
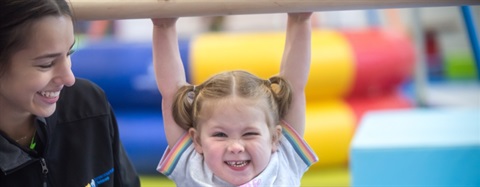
[0,0,73,77]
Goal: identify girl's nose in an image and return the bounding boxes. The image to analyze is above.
[227,140,245,154]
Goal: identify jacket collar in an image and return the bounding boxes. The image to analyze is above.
[0,117,46,174]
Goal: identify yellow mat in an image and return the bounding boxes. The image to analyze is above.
[191,30,355,100]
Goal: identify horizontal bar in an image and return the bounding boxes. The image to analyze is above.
[69,0,480,20]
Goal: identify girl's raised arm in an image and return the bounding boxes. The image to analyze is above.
[152,18,188,148]
[279,13,313,136]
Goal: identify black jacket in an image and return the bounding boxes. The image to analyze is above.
[0,78,140,187]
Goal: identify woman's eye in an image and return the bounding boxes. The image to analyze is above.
[212,132,227,137]
[38,63,54,68]
[67,49,75,56]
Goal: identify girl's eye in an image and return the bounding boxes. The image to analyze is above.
[67,49,75,56]
[244,132,259,136]
[212,132,227,137]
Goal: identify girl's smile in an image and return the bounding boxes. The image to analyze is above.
[189,98,281,186]
[225,160,251,171]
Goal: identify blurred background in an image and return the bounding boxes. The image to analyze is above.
[70,6,479,187]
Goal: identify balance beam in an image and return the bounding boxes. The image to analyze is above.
[69,0,479,20]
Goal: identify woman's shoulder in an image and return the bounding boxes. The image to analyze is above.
[52,78,112,123]
[61,78,107,106]
[68,78,105,95]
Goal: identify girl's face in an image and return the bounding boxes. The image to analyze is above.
[0,15,75,118]
[190,99,281,186]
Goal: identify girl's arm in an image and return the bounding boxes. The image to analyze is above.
[279,13,313,136]
[152,18,188,148]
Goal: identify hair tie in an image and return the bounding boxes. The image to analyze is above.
[187,85,196,104]
[266,79,273,86]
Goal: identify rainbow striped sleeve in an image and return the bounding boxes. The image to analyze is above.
[282,121,319,166]
[157,133,192,176]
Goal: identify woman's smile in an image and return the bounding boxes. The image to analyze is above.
[36,90,61,104]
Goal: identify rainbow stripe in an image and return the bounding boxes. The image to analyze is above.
[157,124,318,175]
[282,122,319,166]
[157,133,192,176]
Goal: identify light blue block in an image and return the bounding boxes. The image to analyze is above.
[350,108,480,186]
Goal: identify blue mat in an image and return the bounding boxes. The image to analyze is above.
[116,110,168,174]
[350,108,480,186]
[71,40,191,110]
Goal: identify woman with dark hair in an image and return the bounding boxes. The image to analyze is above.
[0,0,140,186]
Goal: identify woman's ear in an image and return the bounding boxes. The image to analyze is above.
[189,128,203,154]
[271,125,282,152]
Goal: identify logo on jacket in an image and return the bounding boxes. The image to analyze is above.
[85,168,115,187]
[85,179,96,187]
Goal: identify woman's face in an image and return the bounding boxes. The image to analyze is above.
[190,99,281,186]
[0,15,75,118]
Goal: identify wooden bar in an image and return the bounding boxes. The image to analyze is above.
[69,0,480,20]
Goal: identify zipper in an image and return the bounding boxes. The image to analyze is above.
[40,158,49,187]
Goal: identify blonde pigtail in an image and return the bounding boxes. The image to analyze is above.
[268,76,292,118]
[172,85,197,130]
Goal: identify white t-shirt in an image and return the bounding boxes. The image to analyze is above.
[157,123,318,186]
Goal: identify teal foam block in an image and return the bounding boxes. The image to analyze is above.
[350,108,480,186]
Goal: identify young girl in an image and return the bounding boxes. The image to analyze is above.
[152,13,318,186]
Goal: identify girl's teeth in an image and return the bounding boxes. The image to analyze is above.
[226,161,248,167]
[39,91,60,98]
